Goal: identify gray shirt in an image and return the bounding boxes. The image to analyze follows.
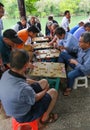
[0,70,35,118]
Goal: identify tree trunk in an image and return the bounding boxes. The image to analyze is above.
[17,0,26,19]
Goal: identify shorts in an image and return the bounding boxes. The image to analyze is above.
[16,82,52,123]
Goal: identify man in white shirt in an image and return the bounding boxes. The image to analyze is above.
[61,10,71,32]
[0,3,4,36]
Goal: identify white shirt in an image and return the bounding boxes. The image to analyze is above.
[61,16,69,32]
[0,19,3,36]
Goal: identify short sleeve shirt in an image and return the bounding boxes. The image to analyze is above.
[0,70,35,118]
[0,36,11,64]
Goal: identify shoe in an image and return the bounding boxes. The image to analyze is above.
[63,88,72,96]
[40,113,58,124]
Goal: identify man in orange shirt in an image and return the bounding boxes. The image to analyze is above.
[17,25,40,48]
[17,25,40,61]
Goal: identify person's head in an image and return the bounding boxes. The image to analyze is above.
[27,25,40,38]
[10,49,29,72]
[47,21,53,31]
[51,23,59,33]
[79,32,90,50]
[78,21,84,27]
[3,29,23,48]
[55,27,66,39]
[48,15,53,21]
[84,22,90,32]
[64,10,71,19]
[20,16,27,26]
[30,16,36,25]
[0,2,4,18]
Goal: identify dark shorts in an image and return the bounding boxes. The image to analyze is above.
[16,82,52,123]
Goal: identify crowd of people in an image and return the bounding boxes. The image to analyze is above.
[0,2,90,129]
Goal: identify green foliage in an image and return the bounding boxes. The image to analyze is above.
[59,0,81,14]
[25,0,39,16]
[2,0,90,18]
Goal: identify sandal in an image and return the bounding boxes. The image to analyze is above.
[63,88,72,96]
[40,113,58,124]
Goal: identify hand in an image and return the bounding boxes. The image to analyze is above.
[48,42,53,46]
[59,46,65,51]
[69,59,78,65]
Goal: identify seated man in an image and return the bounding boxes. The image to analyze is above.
[0,49,58,125]
[17,25,40,48]
[73,22,90,41]
[17,25,40,61]
[58,32,90,96]
[69,21,84,34]
[55,27,78,58]
[13,16,28,32]
[0,29,23,69]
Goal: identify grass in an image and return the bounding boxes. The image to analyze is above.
[3,15,88,34]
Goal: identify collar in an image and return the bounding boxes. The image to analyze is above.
[9,69,26,80]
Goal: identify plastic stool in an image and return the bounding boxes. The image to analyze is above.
[47,77,60,90]
[73,76,88,89]
[12,118,38,130]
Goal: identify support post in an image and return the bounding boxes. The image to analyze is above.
[17,0,26,19]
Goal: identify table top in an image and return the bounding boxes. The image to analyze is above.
[34,42,53,50]
[32,37,49,42]
[35,49,60,59]
[29,62,66,78]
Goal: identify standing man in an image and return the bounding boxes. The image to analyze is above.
[61,10,71,32]
[0,2,4,36]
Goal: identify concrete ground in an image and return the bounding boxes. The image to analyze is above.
[0,78,90,130]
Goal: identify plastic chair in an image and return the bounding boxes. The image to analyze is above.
[73,76,88,89]
[12,118,38,130]
[47,77,60,90]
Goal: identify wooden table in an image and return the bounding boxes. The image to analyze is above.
[34,42,53,50]
[35,49,60,61]
[29,62,66,90]
[32,37,49,43]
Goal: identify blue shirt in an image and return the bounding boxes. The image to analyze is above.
[58,32,78,51]
[69,25,79,34]
[73,26,85,41]
[0,36,11,64]
[68,47,90,75]
[75,48,90,75]
[0,70,35,118]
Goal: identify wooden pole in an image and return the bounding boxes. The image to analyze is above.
[17,0,26,19]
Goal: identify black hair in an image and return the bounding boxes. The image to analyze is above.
[10,49,29,69]
[27,25,40,33]
[48,16,53,21]
[55,27,66,36]
[0,2,4,7]
[84,22,90,28]
[64,10,70,16]
[81,32,90,44]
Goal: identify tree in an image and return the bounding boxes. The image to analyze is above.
[79,0,90,16]
[36,0,60,17]
[59,0,81,14]
[25,0,39,16]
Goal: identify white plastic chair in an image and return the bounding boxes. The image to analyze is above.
[73,76,88,89]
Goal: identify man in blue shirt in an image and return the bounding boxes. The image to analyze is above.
[73,22,90,41]
[0,29,23,69]
[58,32,90,96]
[69,21,84,34]
[55,27,78,58]
[0,49,58,125]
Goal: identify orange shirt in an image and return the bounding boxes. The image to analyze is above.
[17,29,29,49]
